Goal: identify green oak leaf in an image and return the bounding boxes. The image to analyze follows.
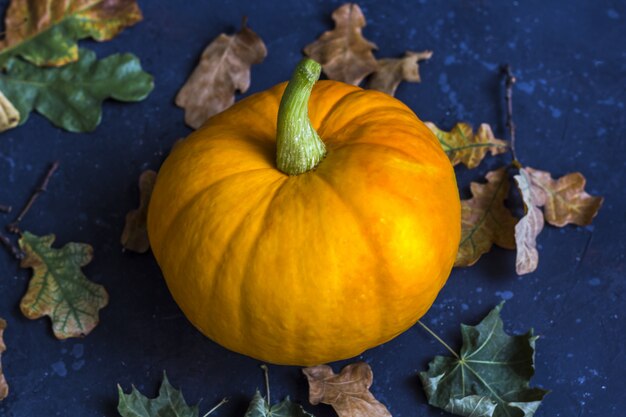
[117,373,199,417]
[0,48,153,132]
[419,303,549,417]
[245,391,314,417]
[19,231,108,339]
[0,0,142,67]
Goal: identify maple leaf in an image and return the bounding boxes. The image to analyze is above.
[0,48,154,132]
[245,391,314,417]
[175,20,267,129]
[0,318,7,401]
[456,168,517,267]
[420,303,549,417]
[303,3,378,85]
[513,168,544,275]
[0,0,142,67]
[426,122,508,169]
[366,50,433,96]
[524,167,603,227]
[303,362,391,417]
[121,170,157,253]
[19,231,109,339]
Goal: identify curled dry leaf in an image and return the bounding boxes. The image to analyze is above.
[524,167,603,227]
[420,303,549,417]
[303,3,377,85]
[19,231,109,339]
[0,318,7,401]
[176,20,267,129]
[0,90,19,133]
[366,50,433,96]
[0,0,142,67]
[303,362,391,417]
[121,170,157,253]
[427,122,508,169]
[456,168,517,267]
[514,168,544,275]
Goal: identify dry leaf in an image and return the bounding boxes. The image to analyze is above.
[426,122,508,169]
[303,362,392,417]
[0,90,19,133]
[514,168,544,275]
[524,167,603,227]
[0,0,142,67]
[303,3,377,85]
[456,168,517,267]
[121,170,157,253]
[19,231,109,339]
[175,21,267,129]
[366,50,433,96]
[0,318,7,401]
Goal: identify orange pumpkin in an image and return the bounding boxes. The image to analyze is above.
[147,59,460,365]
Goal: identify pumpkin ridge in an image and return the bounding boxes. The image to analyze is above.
[153,167,277,258]
[315,87,365,137]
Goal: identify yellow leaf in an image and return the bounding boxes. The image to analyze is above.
[426,122,508,169]
[304,3,378,85]
[456,168,517,267]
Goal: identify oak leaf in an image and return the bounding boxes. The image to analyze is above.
[121,170,157,253]
[420,303,549,417]
[456,168,517,267]
[0,319,6,401]
[514,168,544,275]
[524,167,603,227]
[176,21,267,129]
[0,48,154,132]
[19,231,109,339]
[303,3,377,85]
[0,0,142,67]
[366,50,433,96]
[303,362,391,417]
[427,122,508,169]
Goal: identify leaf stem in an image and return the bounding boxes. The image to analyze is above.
[276,58,326,175]
[201,397,229,417]
[7,160,59,234]
[502,64,521,168]
[260,364,271,404]
[417,320,460,359]
[0,231,22,259]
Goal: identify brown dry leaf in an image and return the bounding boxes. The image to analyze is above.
[366,50,433,96]
[303,362,392,417]
[0,318,7,401]
[303,3,377,85]
[525,167,603,227]
[0,0,143,67]
[456,168,517,267]
[121,170,157,253]
[175,21,267,129]
[0,91,19,133]
[426,122,508,169]
[514,168,544,275]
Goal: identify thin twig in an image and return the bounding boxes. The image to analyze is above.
[502,64,520,168]
[7,160,59,234]
[0,231,22,259]
[417,320,460,359]
[0,204,11,213]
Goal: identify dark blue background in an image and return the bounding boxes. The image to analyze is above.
[0,1,624,416]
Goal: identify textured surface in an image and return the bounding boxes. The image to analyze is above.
[0,0,623,416]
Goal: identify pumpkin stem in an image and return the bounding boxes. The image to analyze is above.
[276,58,326,175]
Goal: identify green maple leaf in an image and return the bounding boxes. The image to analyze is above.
[245,391,314,417]
[419,303,549,417]
[118,373,202,417]
[19,231,109,339]
[0,0,142,67]
[0,48,153,132]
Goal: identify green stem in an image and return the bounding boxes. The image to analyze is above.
[276,58,326,175]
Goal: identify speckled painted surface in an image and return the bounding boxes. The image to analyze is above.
[0,1,624,416]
